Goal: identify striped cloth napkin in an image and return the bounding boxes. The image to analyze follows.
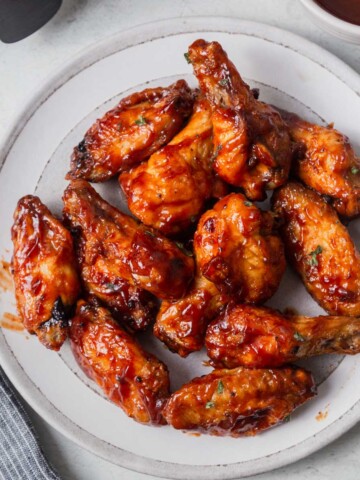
[0,367,61,480]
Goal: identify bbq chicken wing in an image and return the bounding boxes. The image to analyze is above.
[67,80,194,182]
[206,304,360,368]
[188,40,293,200]
[283,111,360,218]
[63,180,194,307]
[194,193,285,302]
[11,196,80,350]
[163,366,315,436]
[154,274,228,357]
[273,182,360,316]
[120,98,223,236]
[70,301,170,425]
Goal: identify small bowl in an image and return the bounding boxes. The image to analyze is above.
[300,0,360,43]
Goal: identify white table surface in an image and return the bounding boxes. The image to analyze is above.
[1,1,360,479]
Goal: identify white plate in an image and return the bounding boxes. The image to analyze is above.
[1,17,360,480]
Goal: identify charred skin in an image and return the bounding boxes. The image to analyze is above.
[206,303,360,368]
[163,366,316,436]
[67,80,194,182]
[283,111,360,219]
[194,193,285,302]
[154,274,229,357]
[70,301,170,425]
[11,196,80,350]
[188,40,293,200]
[273,182,360,316]
[120,98,220,236]
[63,180,194,305]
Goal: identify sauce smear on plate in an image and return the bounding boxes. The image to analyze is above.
[315,0,360,26]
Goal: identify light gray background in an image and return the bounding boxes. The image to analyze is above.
[1,1,360,479]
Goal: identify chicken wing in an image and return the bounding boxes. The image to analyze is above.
[283,111,360,219]
[70,301,170,425]
[120,98,220,236]
[154,274,228,357]
[63,180,194,305]
[11,196,80,350]
[206,303,360,368]
[163,366,316,436]
[188,39,293,200]
[273,182,360,316]
[194,193,285,302]
[67,80,194,182]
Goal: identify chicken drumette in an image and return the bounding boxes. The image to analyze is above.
[194,193,285,302]
[120,98,224,236]
[11,196,80,350]
[188,40,293,200]
[70,301,170,425]
[163,366,316,436]
[283,111,360,219]
[206,303,360,368]
[67,80,194,182]
[273,182,360,316]
[63,180,194,330]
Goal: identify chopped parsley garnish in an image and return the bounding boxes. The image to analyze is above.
[135,116,147,126]
[175,241,193,257]
[104,283,117,291]
[351,166,359,175]
[144,230,156,238]
[217,380,224,394]
[307,245,323,266]
[184,52,191,64]
[283,415,291,423]
[244,201,253,207]
[219,77,230,87]
[205,401,215,409]
[294,331,305,342]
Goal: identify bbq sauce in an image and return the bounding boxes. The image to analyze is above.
[315,0,360,26]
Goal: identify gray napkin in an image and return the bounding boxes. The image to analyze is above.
[0,367,61,480]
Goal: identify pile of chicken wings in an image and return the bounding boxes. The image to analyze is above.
[11,39,360,437]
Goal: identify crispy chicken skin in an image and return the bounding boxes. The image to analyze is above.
[70,301,170,425]
[154,274,228,357]
[11,196,80,350]
[273,182,360,316]
[63,180,194,305]
[67,80,194,182]
[283,111,360,218]
[120,98,217,236]
[188,40,293,200]
[206,304,360,368]
[194,193,285,302]
[163,366,316,436]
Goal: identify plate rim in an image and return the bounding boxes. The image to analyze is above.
[1,16,360,480]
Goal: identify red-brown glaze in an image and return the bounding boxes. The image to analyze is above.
[11,196,80,350]
[0,260,13,292]
[120,98,219,236]
[154,274,229,357]
[188,40,293,200]
[273,182,360,316]
[163,367,316,436]
[283,111,360,218]
[70,301,170,425]
[67,80,194,182]
[63,181,194,304]
[0,312,24,332]
[206,303,360,368]
[194,193,285,302]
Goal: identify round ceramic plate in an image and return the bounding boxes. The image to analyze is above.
[1,17,360,480]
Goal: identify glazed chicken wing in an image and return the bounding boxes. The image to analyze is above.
[194,193,285,302]
[154,274,228,357]
[188,40,293,200]
[120,98,219,236]
[283,111,360,218]
[63,181,194,307]
[206,303,360,368]
[163,366,316,436]
[273,182,360,316]
[67,80,194,182]
[11,196,80,350]
[70,301,170,425]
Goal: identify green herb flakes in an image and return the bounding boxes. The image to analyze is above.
[205,401,215,409]
[135,116,147,126]
[184,52,191,64]
[307,245,323,267]
[293,331,305,342]
[217,380,224,394]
